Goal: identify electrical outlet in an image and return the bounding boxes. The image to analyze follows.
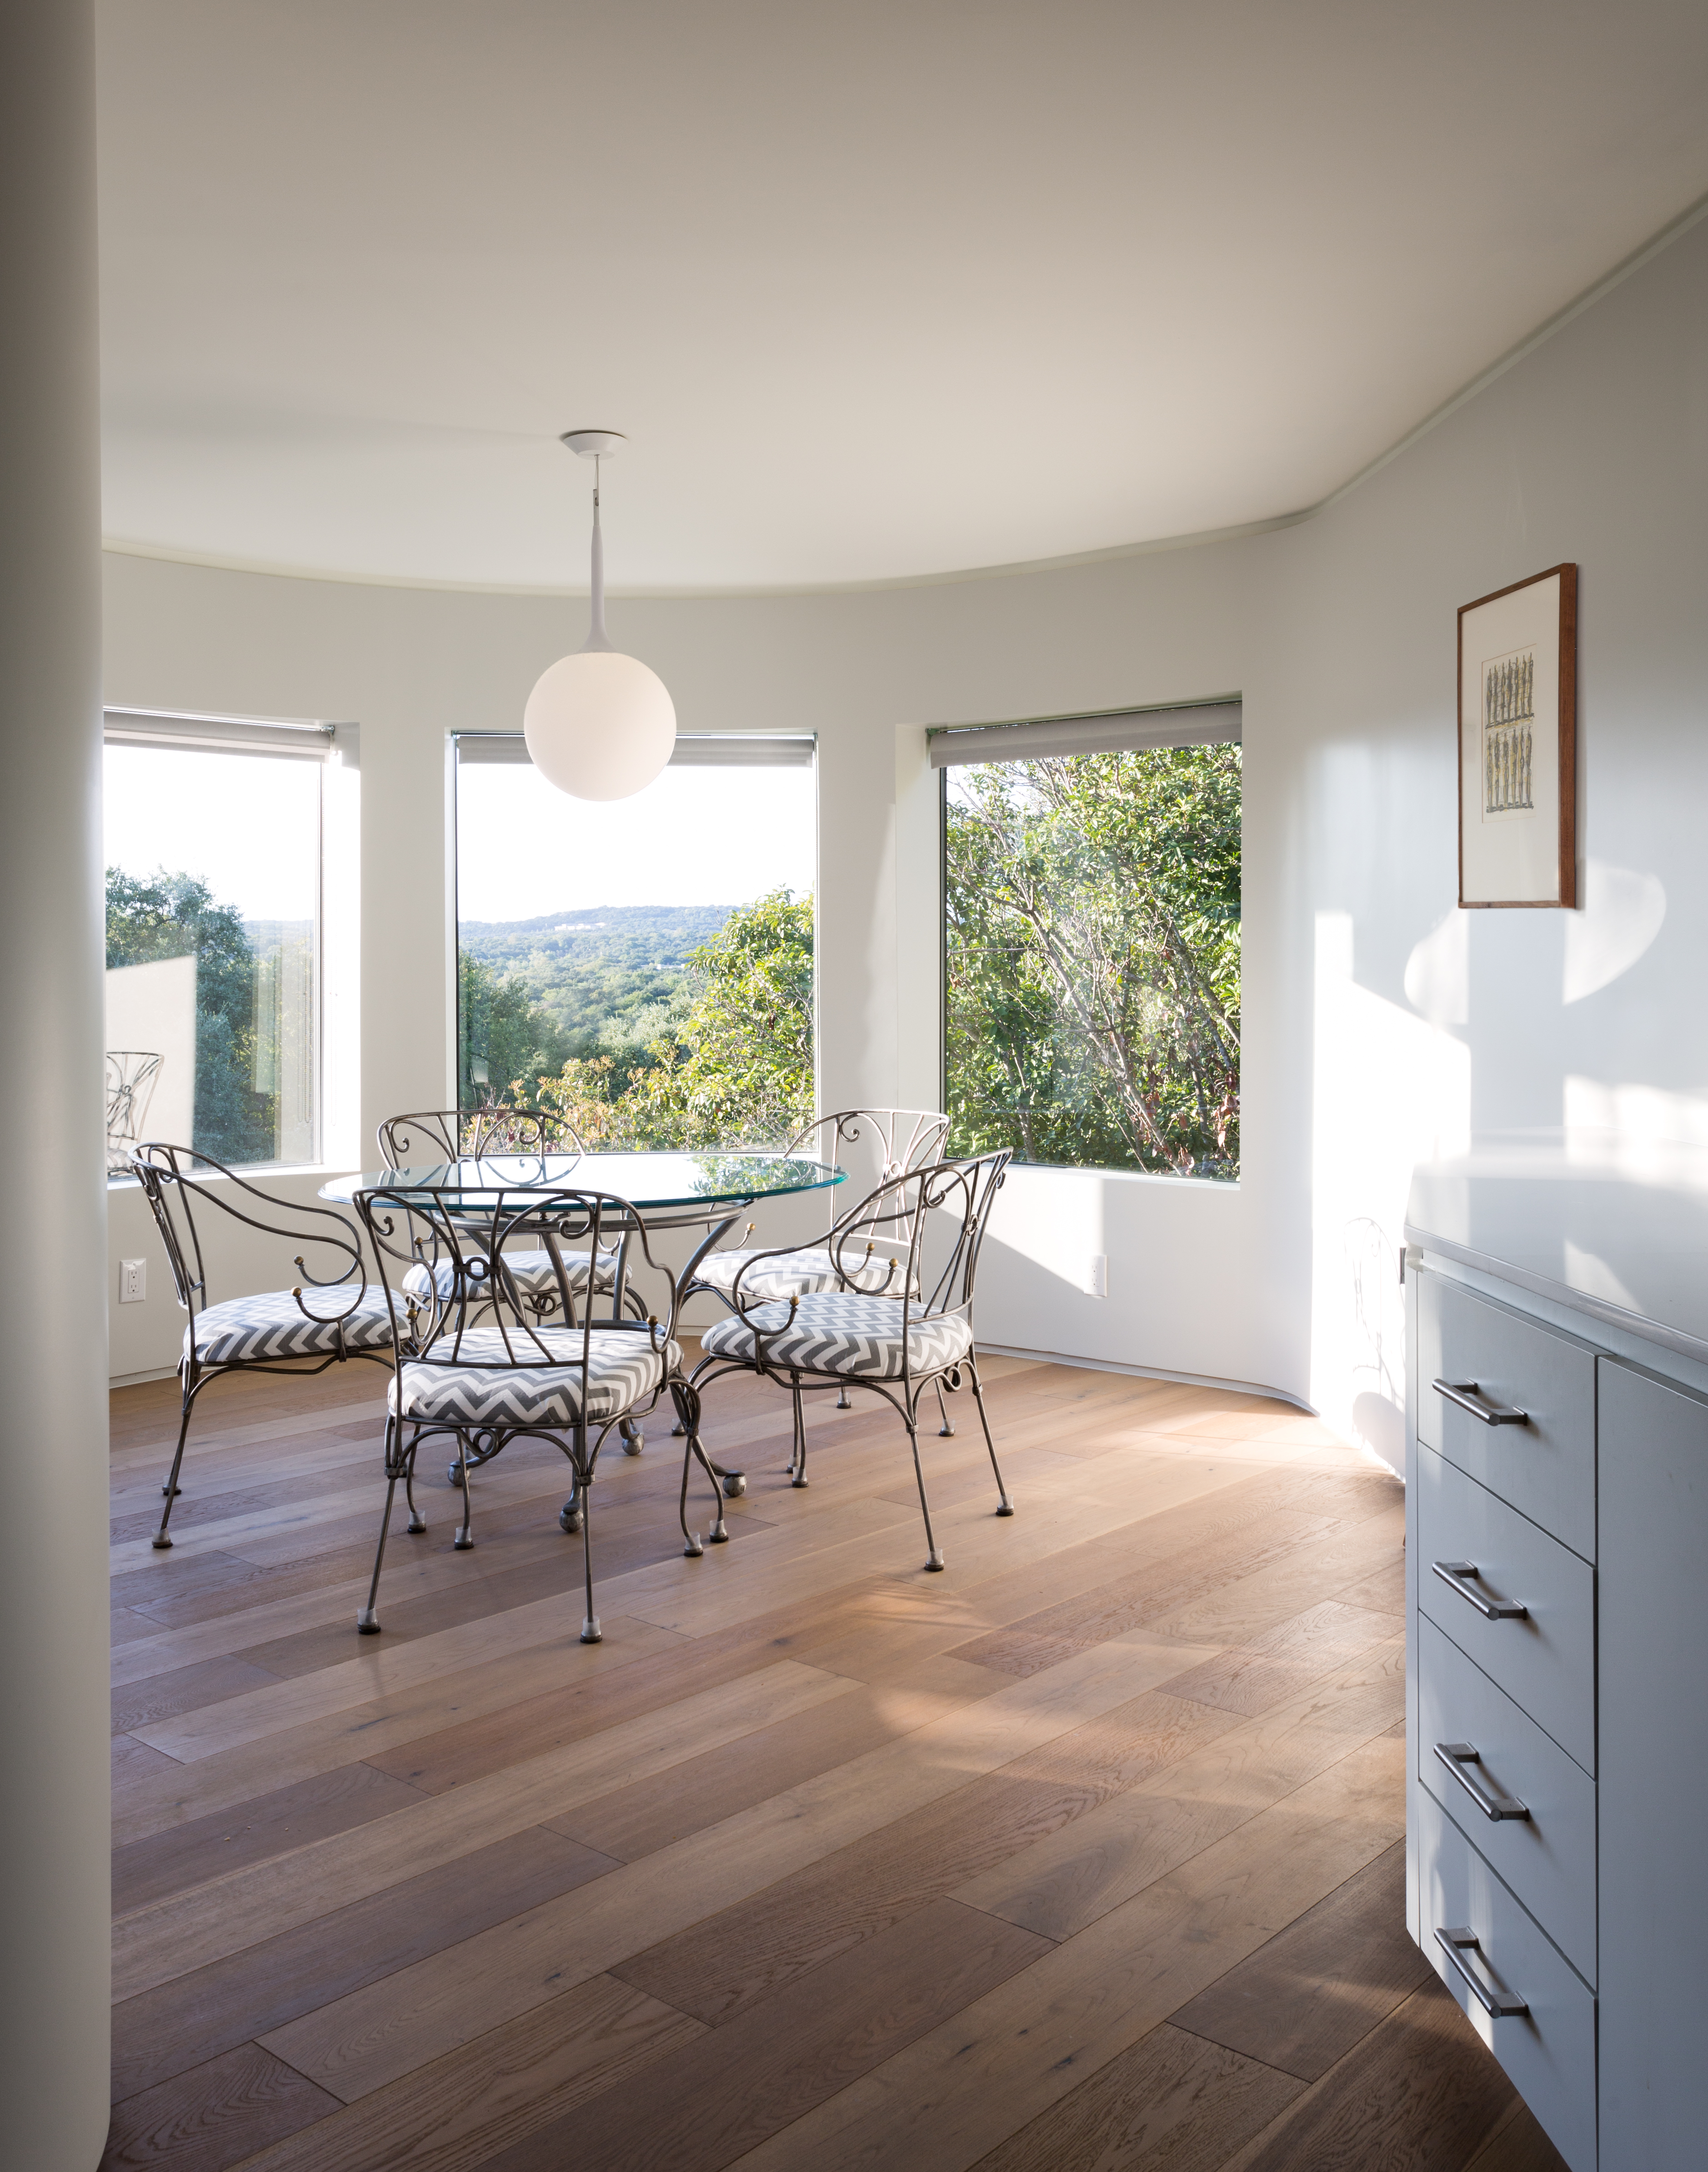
[120,1258,147,1304]
[1087,1253,1107,1298]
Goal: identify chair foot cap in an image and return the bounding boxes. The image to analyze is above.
[670,1421,687,1436]
[721,1471,746,1498]
[925,1551,947,1571]
[151,1532,172,1550]
[160,1482,180,1497]
[446,1464,465,1487]
[708,1521,729,1544]
[406,1514,427,1534]
[453,1531,474,1551]
[996,1501,1015,1516]
[684,1535,704,1556]
[356,1609,380,1635]
[581,1617,602,1644]
[790,1474,810,1489]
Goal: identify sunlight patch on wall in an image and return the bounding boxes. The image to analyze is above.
[1313,910,1472,1471]
[1563,859,1665,1003]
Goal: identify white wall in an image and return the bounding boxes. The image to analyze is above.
[103,209,1708,1467]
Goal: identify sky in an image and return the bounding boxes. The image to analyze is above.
[455,757,816,921]
[102,741,817,928]
[104,744,320,920]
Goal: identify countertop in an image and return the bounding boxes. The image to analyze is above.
[1405,1130,1708,1367]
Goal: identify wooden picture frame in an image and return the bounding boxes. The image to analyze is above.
[1458,563,1577,908]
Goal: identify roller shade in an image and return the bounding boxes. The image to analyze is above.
[928,700,1241,767]
[104,706,339,759]
[456,734,815,768]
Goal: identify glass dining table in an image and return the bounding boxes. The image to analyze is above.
[320,1146,846,1490]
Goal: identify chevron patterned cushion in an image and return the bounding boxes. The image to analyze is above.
[700,1292,972,1381]
[188,1289,397,1366]
[390,1326,679,1427]
[401,1248,614,1304]
[693,1245,913,1303]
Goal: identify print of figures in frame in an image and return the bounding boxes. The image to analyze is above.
[1458,563,1577,908]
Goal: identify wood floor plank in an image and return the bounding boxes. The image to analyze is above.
[110,1826,619,2104]
[554,1657,1006,1863]
[1157,1598,1402,1719]
[718,1746,1404,2172]
[963,2020,1302,2172]
[1463,2099,1571,2172]
[110,1612,691,1847]
[114,1659,857,1999]
[113,1758,426,1917]
[613,1769,1096,2026]
[1167,1840,1429,2080]
[111,1655,281,1737]
[254,1630,1218,2102]
[98,2042,341,2172]
[479,1899,1051,2172]
[1216,1977,1516,2172]
[198,1977,705,2172]
[952,1643,1403,1941]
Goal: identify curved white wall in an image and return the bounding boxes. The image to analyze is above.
[104,205,1708,1469]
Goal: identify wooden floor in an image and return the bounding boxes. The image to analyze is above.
[104,1348,1568,2172]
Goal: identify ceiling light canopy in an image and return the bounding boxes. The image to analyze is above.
[522,431,676,801]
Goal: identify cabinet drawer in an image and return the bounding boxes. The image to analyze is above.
[1418,1615,1595,1983]
[1417,1272,1596,1560]
[1417,1446,1595,1774]
[1416,1790,1596,2172]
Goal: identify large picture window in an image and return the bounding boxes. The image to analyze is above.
[940,706,1241,1180]
[103,712,327,1173]
[454,736,816,1146]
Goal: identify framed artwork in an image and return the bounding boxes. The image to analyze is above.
[1458,562,1577,908]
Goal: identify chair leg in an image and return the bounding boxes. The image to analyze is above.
[403,1428,427,1535]
[152,1389,197,1549]
[453,1432,474,1548]
[620,1415,645,1457]
[935,1378,957,1437]
[577,1427,601,1642]
[967,1359,1014,1516]
[358,1423,401,1633]
[907,1420,947,1571]
[789,1373,809,1486]
[673,1381,723,1554]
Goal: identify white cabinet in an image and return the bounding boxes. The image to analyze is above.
[1408,1259,1708,2172]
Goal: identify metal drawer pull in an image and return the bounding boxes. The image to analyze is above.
[1432,1378,1528,1426]
[1430,1559,1528,1620]
[1434,1926,1530,2017]
[1433,1740,1530,1822]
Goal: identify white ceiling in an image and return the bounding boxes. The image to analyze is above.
[98,0,1708,591]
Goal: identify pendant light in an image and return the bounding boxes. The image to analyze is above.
[523,429,676,801]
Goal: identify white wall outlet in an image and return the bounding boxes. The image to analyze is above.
[1087,1253,1107,1298]
[119,1258,147,1305]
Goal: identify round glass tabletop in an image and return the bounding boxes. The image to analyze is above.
[318,1148,844,1211]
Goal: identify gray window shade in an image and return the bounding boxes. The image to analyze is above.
[104,706,339,760]
[455,734,814,768]
[927,701,1241,768]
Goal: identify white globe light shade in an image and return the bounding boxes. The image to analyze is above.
[522,649,676,801]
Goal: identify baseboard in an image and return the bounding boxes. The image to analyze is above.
[974,1341,1316,1415]
[110,1366,181,1388]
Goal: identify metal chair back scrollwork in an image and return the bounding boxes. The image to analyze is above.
[375,1105,587,1170]
[693,1149,1014,1571]
[129,1143,396,1548]
[351,1183,720,1645]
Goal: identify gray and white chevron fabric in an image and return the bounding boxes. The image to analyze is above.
[390,1326,678,1427]
[701,1292,972,1380]
[693,1245,914,1303]
[188,1289,396,1366]
[401,1247,614,1305]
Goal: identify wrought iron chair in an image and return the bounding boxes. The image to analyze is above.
[691,1150,1014,1571]
[351,1181,718,1644]
[130,1144,397,1549]
[683,1108,950,1487]
[375,1104,619,1325]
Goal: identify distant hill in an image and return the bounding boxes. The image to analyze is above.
[458,903,734,1047]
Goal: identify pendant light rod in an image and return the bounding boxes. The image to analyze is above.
[561,429,625,655]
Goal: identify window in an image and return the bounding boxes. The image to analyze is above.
[938,704,1242,1180]
[103,711,328,1173]
[453,736,816,1146]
